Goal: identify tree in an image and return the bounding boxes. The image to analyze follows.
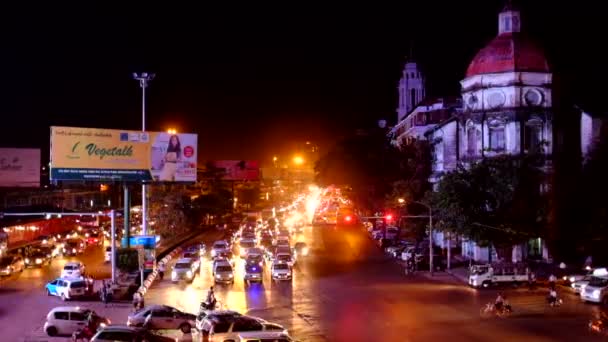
[429,155,548,255]
[148,185,191,239]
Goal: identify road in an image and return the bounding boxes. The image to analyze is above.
[142,224,605,342]
[9,224,607,341]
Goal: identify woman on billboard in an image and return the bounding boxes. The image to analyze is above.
[160,134,181,181]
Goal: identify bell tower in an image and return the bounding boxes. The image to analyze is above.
[397,60,425,122]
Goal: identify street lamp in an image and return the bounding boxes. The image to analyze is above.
[133,72,155,235]
[167,128,177,134]
[293,155,304,166]
[397,198,405,204]
[273,156,278,168]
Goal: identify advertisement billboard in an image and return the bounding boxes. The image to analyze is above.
[210,160,260,180]
[50,126,197,182]
[0,148,40,187]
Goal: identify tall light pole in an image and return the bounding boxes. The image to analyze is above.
[133,72,155,235]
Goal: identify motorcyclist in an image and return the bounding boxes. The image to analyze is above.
[548,288,558,306]
[204,286,216,310]
[494,292,505,312]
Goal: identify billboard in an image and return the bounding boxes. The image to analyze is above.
[50,126,197,182]
[210,160,260,180]
[0,148,40,187]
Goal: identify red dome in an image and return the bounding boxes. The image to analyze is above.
[465,32,549,77]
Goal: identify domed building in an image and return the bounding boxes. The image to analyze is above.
[459,3,553,162]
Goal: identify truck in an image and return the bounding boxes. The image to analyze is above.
[468,263,530,288]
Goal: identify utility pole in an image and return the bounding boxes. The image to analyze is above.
[133,72,155,235]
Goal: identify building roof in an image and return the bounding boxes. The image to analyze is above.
[465,32,549,77]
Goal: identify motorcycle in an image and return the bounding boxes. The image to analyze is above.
[589,318,608,335]
[547,296,563,307]
[480,302,512,318]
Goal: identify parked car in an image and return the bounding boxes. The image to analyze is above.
[126,305,196,333]
[234,331,293,342]
[44,306,110,337]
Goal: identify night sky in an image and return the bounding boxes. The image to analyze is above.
[0,1,603,164]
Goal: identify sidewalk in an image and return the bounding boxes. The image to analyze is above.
[415,267,470,285]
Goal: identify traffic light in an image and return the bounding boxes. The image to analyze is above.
[345,215,352,222]
[386,214,393,222]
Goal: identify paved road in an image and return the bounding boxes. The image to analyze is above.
[7,229,221,342]
[143,224,604,342]
[10,224,607,341]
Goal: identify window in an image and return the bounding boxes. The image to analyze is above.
[503,17,511,31]
[54,311,69,320]
[411,72,415,78]
[489,126,505,151]
[524,123,542,153]
[467,126,479,156]
[410,88,416,110]
[95,331,134,341]
[70,312,87,321]
[212,322,231,334]
[232,319,263,332]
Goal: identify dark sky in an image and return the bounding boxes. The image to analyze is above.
[0,1,604,164]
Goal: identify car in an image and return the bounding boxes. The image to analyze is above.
[0,255,25,276]
[211,240,230,257]
[36,235,57,245]
[61,261,86,278]
[244,262,263,284]
[239,239,256,258]
[196,310,242,332]
[44,306,110,337]
[25,250,51,267]
[91,325,176,341]
[213,260,235,284]
[185,243,206,257]
[274,253,295,267]
[171,258,197,282]
[84,231,103,245]
[246,254,265,267]
[126,305,196,333]
[385,226,400,240]
[63,239,85,256]
[271,261,292,281]
[180,252,201,270]
[201,315,287,342]
[275,237,290,248]
[104,246,112,263]
[38,244,62,258]
[293,242,309,257]
[235,331,294,342]
[245,247,265,259]
[45,277,87,301]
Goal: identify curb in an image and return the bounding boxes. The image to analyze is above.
[134,229,205,298]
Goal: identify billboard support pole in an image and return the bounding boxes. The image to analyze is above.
[124,184,131,248]
[110,209,117,283]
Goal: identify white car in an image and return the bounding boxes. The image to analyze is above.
[235,331,293,342]
[211,240,230,257]
[104,246,112,263]
[91,325,175,341]
[213,260,235,284]
[245,247,264,259]
[239,239,256,258]
[61,262,85,278]
[44,306,110,337]
[45,277,87,300]
[126,305,197,333]
[271,262,292,281]
[274,253,295,267]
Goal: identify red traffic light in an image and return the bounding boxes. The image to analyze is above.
[345,215,352,222]
[386,214,393,221]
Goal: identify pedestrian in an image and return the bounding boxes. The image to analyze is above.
[100,281,108,307]
[132,292,140,311]
[158,262,165,281]
[548,273,557,289]
[105,283,113,306]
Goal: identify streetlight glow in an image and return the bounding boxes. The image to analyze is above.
[293,155,304,165]
[398,198,405,204]
[167,128,177,134]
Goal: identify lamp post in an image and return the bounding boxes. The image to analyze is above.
[133,72,155,235]
[400,199,434,275]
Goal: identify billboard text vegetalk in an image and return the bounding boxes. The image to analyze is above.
[50,126,197,182]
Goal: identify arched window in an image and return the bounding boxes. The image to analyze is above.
[467,123,479,156]
[488,119,506,151]
[410,88,416,109]
[524,119,543,153]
